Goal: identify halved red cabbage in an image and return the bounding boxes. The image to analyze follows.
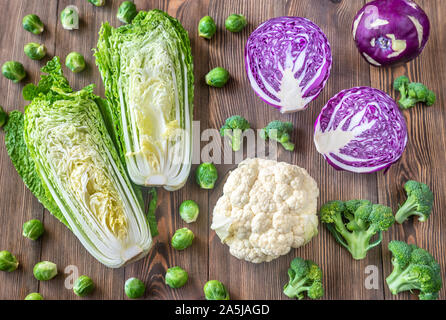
[245,16,332,113]
[352,0,430,67]
[314,87,407,173]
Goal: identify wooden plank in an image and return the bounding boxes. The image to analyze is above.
[0,0,445,300]
[207,0,382,300]
[38,0,125,300]
[369,0,446,300]
[0,0,59,300]
[286,0,383,300]
[125,0,211,300]
[207,0,289,300]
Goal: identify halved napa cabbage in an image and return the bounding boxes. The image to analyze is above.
[95,9,194,191]
[5,57,153,268]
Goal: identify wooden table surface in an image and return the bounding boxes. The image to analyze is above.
[0,0,445,300]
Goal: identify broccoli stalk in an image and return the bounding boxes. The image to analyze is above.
[393,75,436,109]
[283,257,324,300]
[386,241,442,300]
[320,200,395,260]
[260,120,295,151]
[220,115,250,151]
[395,180,434,224]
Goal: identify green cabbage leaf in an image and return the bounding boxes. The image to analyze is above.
[94,9,194,191]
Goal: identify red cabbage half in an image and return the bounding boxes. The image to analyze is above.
[352,0,430,67]
[245,16,332,113]
[314,87,407,173]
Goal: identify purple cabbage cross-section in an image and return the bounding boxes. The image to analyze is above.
[314,87,408,173]
[245,16,332,113]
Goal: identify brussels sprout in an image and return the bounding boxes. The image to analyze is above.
[60,5,79,30]
[2,61,26,83]
[65,52,86,73]
[22,219,45,240]
[165,266,188,289]
[124,277,145,299]
[0,250,19,272]
[22,14,44,35]
[88,0,106,6]
[33,261,57,281]
[198,16,217,39]
[195,162,218,189]
[24,293,43,300]
[24,42,47,60]
[204,280,230,300]
[205,67,230,88]
[117,1,138,24]
[225,14,247,33]
[73,275,95,297]
[171,228,194,250]
[0,106,7,128]
[179,200,199,223]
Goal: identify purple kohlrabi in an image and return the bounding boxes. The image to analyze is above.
[352,0,430,67]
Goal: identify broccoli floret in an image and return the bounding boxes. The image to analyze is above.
[320,200,395,260]
[220,115,250,151]
[426,90,436,106]
[260,120,295,151]
[395,180,433,224]
[393,75,410,92]
[386,241,442,300]
[393,76,436,109]
[283,257,324,300]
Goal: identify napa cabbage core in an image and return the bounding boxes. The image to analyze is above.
[119,29,183,185]
[32,99,128,239]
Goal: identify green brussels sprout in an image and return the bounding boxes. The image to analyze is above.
[65,52,86,73]
[117,1,138,24]
[24,42,47,60]
[0,106,7,128]
[198,16,217,39]
[205,67,230,88]
[22,14,44,35]
[165,266,188,289]
[24,293,43,300]
[88,0,106,6]
[60,5,79,30]
[22,219,45,240]
[195,162,218,189]
[225,14,247,33]
[73,275,95,297]
[0,250,19,272]
[179,200,199,223]
[33,261,57,281]
[203,280,230,300]
[171,228,194,250]
[2,61,26,83]
[124,277,145,299]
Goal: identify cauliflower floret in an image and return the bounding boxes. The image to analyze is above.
[251,212,271,234]
[211,158,319,263]
[229,184,250,208]
[249,229,294,257]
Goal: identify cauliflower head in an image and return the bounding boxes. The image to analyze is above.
[211,158,319,263]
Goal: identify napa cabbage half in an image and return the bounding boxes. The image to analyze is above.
[94,9,194,191]
[5,57,154,268]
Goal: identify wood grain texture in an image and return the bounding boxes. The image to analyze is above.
[0,0,444,300]
[367,0,446,301]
